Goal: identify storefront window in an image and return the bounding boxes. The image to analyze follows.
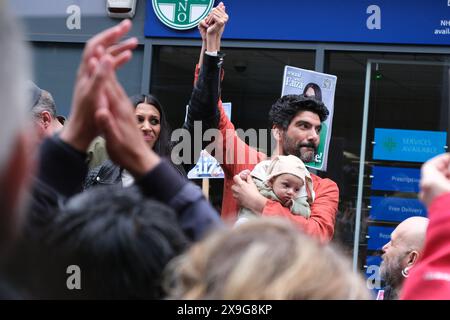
[325,52,450,277]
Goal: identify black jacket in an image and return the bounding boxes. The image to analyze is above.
[183,52,224,166]
[183,52,224,137]
[28,135,222,242]
[83,158,185,190]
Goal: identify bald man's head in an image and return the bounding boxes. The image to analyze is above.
[380,216,429,298]
[395,216,429,251]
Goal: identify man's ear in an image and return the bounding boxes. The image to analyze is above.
[272,126,283,142]
[40,111,52,129]
[406,250,420,267]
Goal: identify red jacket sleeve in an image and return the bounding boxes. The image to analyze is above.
[261,176,339,243]
[213,100,265,178]
[401,192,450,300]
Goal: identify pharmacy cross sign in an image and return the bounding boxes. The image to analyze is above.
[383,137,398,152]
[152,0,214,30]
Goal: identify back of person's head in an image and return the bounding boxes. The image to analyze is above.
[30,86,57,119]
[14,186,188,299]
[130,94,172,157]
[28,82,65,140]
[269,94,329,130]
[0,2,31,250]
[28,81,43,110]
[166,218,372,300]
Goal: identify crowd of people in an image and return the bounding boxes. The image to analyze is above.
[0,1,449,300]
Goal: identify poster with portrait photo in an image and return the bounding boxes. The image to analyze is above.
[281,66,337,171]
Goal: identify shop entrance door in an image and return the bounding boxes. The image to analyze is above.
[352,59,450,275]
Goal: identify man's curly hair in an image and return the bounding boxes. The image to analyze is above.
[268,94,329,130]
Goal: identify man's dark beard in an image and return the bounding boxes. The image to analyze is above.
[380,259,403,292]
[282,133,317,163]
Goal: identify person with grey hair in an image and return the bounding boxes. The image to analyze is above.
[28,82,64,142]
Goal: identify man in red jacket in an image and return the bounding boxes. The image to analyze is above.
[217,96,338,243]
[190,4,338,243]
[401,153,450,299]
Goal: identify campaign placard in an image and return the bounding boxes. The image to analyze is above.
[369,196,427,222]
[373,128,447,163]
[371,166,420,193]
[281,66,337,171]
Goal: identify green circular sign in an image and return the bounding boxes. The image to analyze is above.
[152,0,214,30]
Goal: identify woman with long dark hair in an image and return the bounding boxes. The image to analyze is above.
[84,94,185,189]
[130,94,172,157]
